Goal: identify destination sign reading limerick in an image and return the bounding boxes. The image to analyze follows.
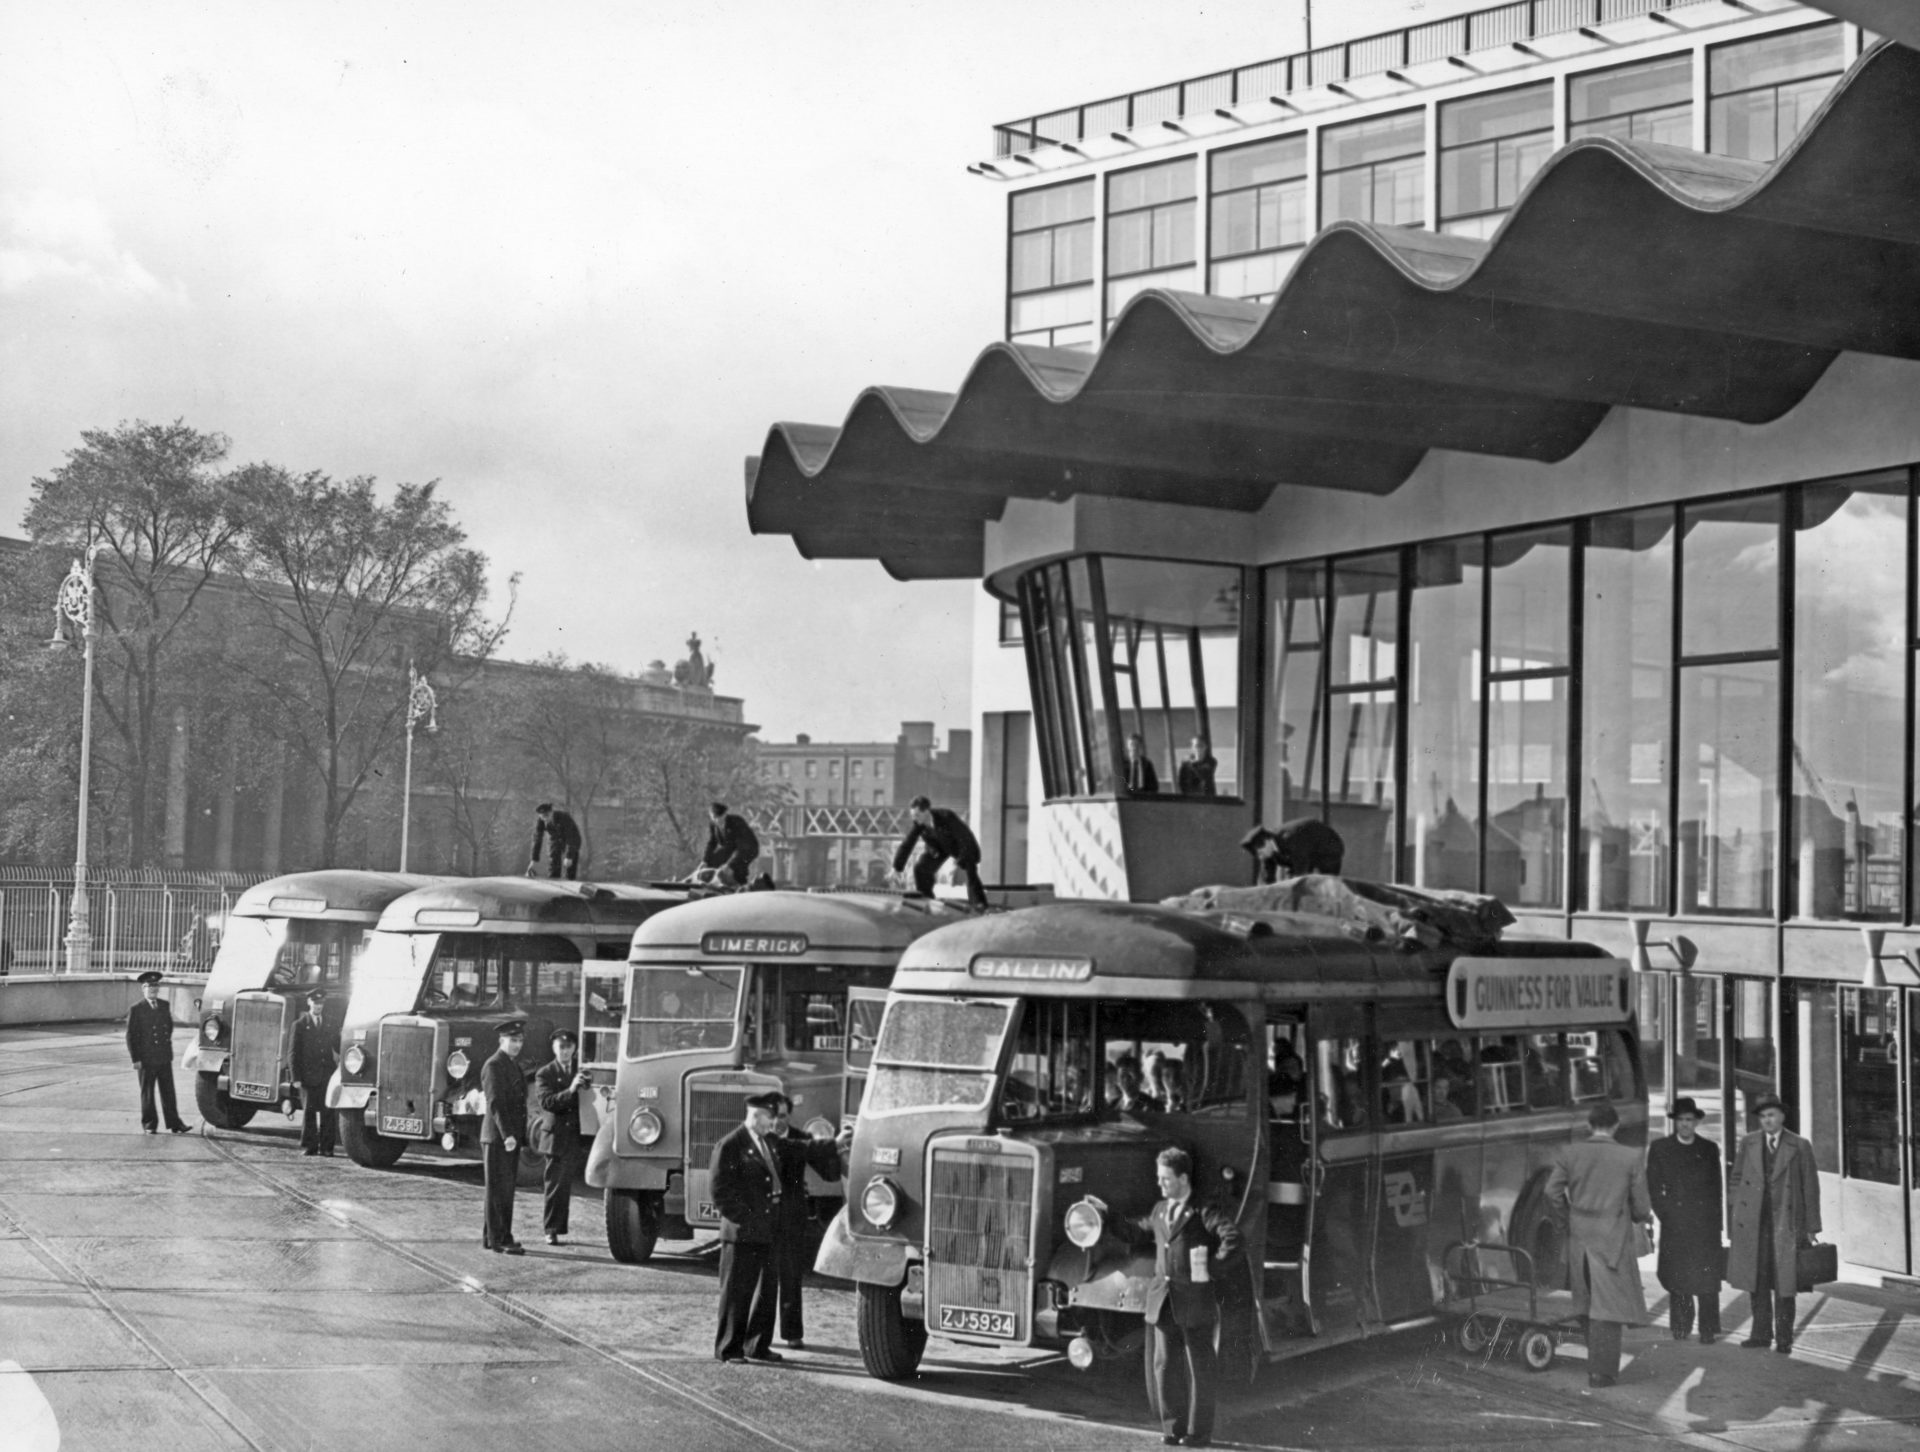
[701,932,809,957]
[1446,956,1631,1030]
[969,955,1094,983]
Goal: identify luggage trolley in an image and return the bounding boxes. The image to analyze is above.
[1442,1240,1586,1372]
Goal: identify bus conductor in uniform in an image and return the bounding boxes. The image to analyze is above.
[127,971,193,1135]
[291,988,338,1156]
[710,1089,788,1363]
[480,1020,529,1254]
[532,1029,589,1245]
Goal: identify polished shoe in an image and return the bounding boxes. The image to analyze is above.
[502,1242,526,1256]
[143,1126,158,1135]
[1161,1438,1182,1447]
[718,1352,747,1364]
[784,1338,805,1350]
[168,1124,194,1134]
[1741,1337,1771,1349]
[303,1148,319,1156]
[1699,1332,1717,1345]
[1588,1374,1617,1388]
[321,1149,335,1157]
[546,1234,561,1245]
[747,1350,784,1364]
[1774,1343,1793,1355]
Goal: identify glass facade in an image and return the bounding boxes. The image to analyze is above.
[1008,180,1096,349]
[1209,135,1308,303]
[1709,22,1845,163]
[1438,83,1554,238]
[1106,159,1198,324]
[1320,110,1425,228]
[1569,54,1693,145]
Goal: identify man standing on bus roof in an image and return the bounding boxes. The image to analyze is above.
[480,1020,528,1254]
[1545,1100,1652,1388]
[703,802,760,887]
[1729,1093,1820,1355]
[1646,1096,1723,1344]
[291,988,338,1157]
[532,1029,589,1245]
[892,795,987,910]
[710,1090,788,1363]
[528,802,582,880]
[127,971,193,1135]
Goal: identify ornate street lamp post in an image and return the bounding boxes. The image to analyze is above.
[399,663,439,872]
[49,547,104,974]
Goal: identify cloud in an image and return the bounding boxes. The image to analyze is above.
[0,191,185,302]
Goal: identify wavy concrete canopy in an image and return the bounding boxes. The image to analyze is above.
[746,41,1920,581]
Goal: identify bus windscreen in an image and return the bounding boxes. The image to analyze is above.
[627,966,742,1058]
[865,998,1012,1115]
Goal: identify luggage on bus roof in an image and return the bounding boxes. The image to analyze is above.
[1165,874,1515,953]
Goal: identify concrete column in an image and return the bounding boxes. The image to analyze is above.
[163,705,189,869]
[261,750,285,873]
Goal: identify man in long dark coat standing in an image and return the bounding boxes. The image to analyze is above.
[290,988,338,1156]
[127,971,192,1134]
[1645,1096,1723,1342]
[531,1030,589,1245]
[1546,1100,1653,1388]
[1729,1093,1820,1354]
[710,1090,787,1363]
[479,1021,528,1254]
[769,1093,842,1349]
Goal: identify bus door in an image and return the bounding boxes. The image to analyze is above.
[578,959,628,1137]
[1305,1003,1374,1338]
[1262,1009,1316,1336]
[1371,1010,1452,1324]
[843,986,887,1128]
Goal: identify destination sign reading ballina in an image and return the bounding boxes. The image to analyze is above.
[1445,956,1631,1030]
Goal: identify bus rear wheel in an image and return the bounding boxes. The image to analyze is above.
[857,1279,927,1380]
[606,1189,658,1264]
[340,1113,408,1168]
[195,1072,257,1129]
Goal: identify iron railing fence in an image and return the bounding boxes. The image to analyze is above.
[0,871,270,975]
[992,0,1739,156]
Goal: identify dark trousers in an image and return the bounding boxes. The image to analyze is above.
[135,1062,187,1131]
[775,1212,809,1341]
[1587,1319,1624,1379]
[299,1087,337,1153]
[912,853,989,909]
[1149,1316,1217,1443]
[1747,1196,1796,1348]
[1669,1289,1720,1339]
[546,843,579,880]
[542,1142,577,1235]
[715,1239,778,1359]
[483,1139,520,1248]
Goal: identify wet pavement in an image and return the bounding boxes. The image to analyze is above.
[4,1024,1920,1451]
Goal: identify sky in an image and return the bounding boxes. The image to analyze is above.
[0,0,1464,744]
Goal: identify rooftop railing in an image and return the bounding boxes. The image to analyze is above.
[992,0,1746,157]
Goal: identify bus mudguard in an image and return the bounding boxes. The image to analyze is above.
[327,1070,373,1112]
[814,1206,914,1286]
[584,1120,671,1192]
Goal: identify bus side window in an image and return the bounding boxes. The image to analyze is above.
[791,990,847,1053]
[1379,1039,1429,1126]
[1316,1036,1368,1131]
[1429,1037,1474,1118]
[1526,1032,1569,1109]
[1600,1028,1639,1102]
[1477,1035,1529,1115]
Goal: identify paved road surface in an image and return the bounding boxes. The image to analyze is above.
[6,1024,1920,1451]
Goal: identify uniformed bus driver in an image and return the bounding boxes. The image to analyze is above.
[127,971,193,1135]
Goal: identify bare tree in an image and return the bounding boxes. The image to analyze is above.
[504,654,637,874]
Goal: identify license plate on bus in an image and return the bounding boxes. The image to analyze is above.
[381,1115,425,1136]
[231,1082,274,1101]
[695,1201,720,1221]
[938,1306,1015,1338]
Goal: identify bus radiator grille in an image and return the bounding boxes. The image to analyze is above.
[227,995,288,1101]
[685,1082,759,1224]
[376,1021,438,1134]
[925,1147,1033,1341]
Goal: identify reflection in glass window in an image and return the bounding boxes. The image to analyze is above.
[1209,135,1307,302]
[1009,180,1096,349]
[1406,539,1484,893]
[1840,986,1900,1184]
[1439,83,1553,238]
[1476,1035,1530,1115]
[1263,563,1328,827]
[1429,1036,1475,1118]
[1379,1038,1430,1124]
[1709,23,1845,163]
[1793,475,1906,920]
[1321,110,1425,227]
[1583,509,1673,912]
[1569,54,1693,145]
[1106,159,1198,325]
[1487,529,1573,908]
[1316,1035,1370,1131]
[626,965,741,1058]
[1328,554,1400,881]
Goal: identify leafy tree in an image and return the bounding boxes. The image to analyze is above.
[614,723,789,881]
[23,420,242,865]
[227,466,511,866]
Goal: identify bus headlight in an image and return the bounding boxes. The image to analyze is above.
[446,1049,470,1078]
[343,1045,365,1075]
[1064,1199,1105,1249]
[202,1019,221,1043]
[861,1177,899,1229]
[627,1108,664,1146]
[803,1116,835,1142]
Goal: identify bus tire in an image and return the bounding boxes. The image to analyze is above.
[1519,1327,1555,1371]
[195,1072,257,1129]
[340,1113,408,1169]
[606,1189,658,1264]
[857,1279,926,1380]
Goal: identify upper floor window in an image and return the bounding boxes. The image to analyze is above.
[1439,84,1553,239]
[851,760,863,779]
[999,596,1024,645]
[1709,23,1845,164]
[1008,179,1096,350]
[1208,134,1307,304]
[1320,110,1425,229]
[1569,54,1692,146]
[874,761,886,778]
[805,760,818,778]
[1106,158,1198,325]
[829,759,842,777]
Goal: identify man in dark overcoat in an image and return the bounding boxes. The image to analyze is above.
[532,1029,590,1244]
[529,803,582,880]
[768,1093,842,1348]
[1645,1096,1723,1342]
[290,988,339,1156]
[710,1090,787,1362]
[892,795,987,909]
[126,971,192,1134]
[1545,1100,1652,1388]
[479,1021,529,1254]
[1729,1094,1820,1354]
[703,802,761,887]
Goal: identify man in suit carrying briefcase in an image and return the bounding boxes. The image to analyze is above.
[1729,1094,1822,1354]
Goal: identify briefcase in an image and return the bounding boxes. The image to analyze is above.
[1797,1240,1839,1287]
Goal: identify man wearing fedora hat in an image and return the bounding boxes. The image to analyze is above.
[1646,1097,1724,1343]
[1728,1093,1820,1353]
[126,971,192,1135]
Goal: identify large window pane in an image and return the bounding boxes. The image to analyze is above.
[1406,539,1483,892]
[1321,110,1426,227]
[1582,509,1673,912]
[1792,474,1906,921]
[1328,553,1400,881]
[1439,83,1553,230]
[1681,495,1780,659]
[1678,659,1777,916]
[1840,987,1900,1184]
[1709,23,1845,162]
[1263,563,1328,825]
[1569,54,1693,137]
[1674,975,1725,1145]
[1487,528,1573,908]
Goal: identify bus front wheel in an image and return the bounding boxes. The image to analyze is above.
[194,1072,257,1129]
[857,1280,927,1380]
[606,1189,659,1264]
[340,1113,408,1169]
